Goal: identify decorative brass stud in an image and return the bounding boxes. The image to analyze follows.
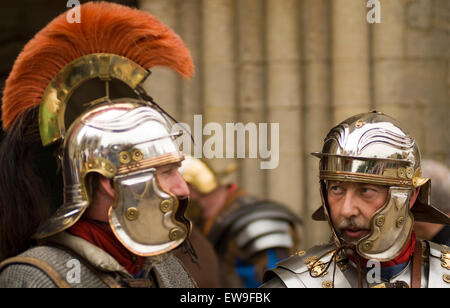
[322,281,333,288]
[296,250,306,257]
[375,215,385,228]
[406,167,414,179]
[169,227,184,241]
[304,256,318,264]
[443,274,450,284]
[131,149,143,162]
[397,167,406,179]
[160,200,173,213]
[119,151,131,164]
[396,216,405,228]
[305,256,328,278]
[125,207,139,221]
[362,241,373,251]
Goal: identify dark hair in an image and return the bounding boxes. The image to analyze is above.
[0,107,62,261]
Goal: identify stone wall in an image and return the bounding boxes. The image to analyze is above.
[139,0,449,248]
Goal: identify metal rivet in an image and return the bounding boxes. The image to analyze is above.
[125,207,139,221]
[119,151,131,164]
[160,200,173,213]
[296,250,306,256]
[304,256,318,265]
[322,281,333,288]
[406,167,414,179]
[131,149,143,162]
[396,217,405,228]
[375,215,385,227]
[362,241,373,251]
[169,227,184,241]
[397,167,406,179]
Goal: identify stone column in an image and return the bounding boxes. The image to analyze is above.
[302,0,333,247]
[236,0,266,197]
[202,0,237,180]
[177,0,203,129]
[331,0,371,123]
[266,0,303,217]
[373,0,450,163]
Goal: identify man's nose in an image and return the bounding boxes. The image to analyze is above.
[340,190,360,218]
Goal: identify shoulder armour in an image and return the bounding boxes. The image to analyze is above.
[208,196,302,258]
[262,243,352,288]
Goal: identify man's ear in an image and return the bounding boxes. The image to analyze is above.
[98,175,116,199]
[409,187,420,209]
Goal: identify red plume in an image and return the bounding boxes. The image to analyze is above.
[2,1,194,130]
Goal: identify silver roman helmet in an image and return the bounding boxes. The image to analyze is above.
[31,53,193,257]
[35,98,191,257]
[312,111,450,261]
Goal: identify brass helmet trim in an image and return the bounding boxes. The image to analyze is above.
[39,53,149,147]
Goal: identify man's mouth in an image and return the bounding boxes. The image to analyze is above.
[343,228,370,239]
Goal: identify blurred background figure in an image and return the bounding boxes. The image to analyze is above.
[414,160,450,246]
[180,155,303,288]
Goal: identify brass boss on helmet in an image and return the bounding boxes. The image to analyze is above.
[312,111,450,261]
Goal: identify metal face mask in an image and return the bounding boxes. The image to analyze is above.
[35,99,191,256]
[312,111,425,261]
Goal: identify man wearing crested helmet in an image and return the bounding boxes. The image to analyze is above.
[0,2,217,288]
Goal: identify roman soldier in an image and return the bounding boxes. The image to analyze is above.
[261,111,450,288]
[0,1,206,288]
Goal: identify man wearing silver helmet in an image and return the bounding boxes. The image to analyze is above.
[0,2,204,288]
[261,111,450,288]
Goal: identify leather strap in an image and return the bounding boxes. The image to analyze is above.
[411,240,422,288]
[0,256,70,288]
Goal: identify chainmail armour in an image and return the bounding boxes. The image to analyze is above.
[0,232,196,288]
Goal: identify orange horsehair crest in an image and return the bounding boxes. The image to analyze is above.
[2,1,194,131]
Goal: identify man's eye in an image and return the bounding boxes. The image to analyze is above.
[360,187,377,196]
[330,186,343,193]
